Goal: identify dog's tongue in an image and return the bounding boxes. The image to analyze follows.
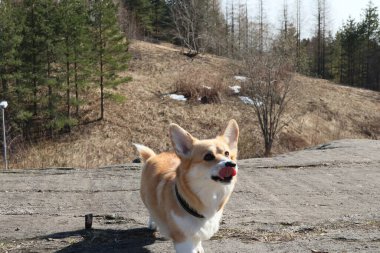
[219,167,237,178]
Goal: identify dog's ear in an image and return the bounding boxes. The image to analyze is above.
[169,123,194,158]
[223,119,239,151]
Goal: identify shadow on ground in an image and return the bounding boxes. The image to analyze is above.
[40,228,160,253]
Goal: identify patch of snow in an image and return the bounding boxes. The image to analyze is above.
[202,85,212,90]
[239,96,254,105]
[229,85,241,94]
[169,94,187,101]
[234,76,248,81]
[239,96,263,106]
[254,99,263,106]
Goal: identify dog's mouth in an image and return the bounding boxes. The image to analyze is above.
[211,167,237,184]
[211,175,234,183]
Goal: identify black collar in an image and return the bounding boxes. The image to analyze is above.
[175,184,205,219]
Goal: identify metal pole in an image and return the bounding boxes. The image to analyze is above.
[1,108,7,170]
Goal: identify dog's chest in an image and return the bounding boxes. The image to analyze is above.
[171,210,223,240]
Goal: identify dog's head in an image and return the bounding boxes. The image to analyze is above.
[169,120,239,186]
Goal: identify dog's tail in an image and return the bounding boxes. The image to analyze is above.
[133,143,156,163]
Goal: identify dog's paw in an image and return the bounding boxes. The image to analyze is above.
[196,245,204,253]
[148,216,158,231]
[175,240,202,253]
[148,222,157,231]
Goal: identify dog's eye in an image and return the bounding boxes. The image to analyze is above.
[204,153,215,161]
[225,151,229,157]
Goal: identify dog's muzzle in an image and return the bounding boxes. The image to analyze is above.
[211,161,237,183]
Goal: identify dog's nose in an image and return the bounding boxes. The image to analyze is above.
[225,161,236,168]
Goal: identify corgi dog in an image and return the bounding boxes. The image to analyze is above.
[134,120,239,253]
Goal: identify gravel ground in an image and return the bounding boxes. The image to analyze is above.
[0,139,379,253]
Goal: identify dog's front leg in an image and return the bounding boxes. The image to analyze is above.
[148,215,157,231]
[195,241,204,253]
[174,239,203,253]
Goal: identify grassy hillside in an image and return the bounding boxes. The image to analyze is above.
[10,40,380,169]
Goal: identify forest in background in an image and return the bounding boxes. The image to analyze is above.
[0,0,379,152]
[0,0,130,146]
[123,0,380,92]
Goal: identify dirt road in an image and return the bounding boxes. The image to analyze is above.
[1,139,379,252]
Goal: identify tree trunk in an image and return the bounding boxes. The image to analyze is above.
[100,59,104,121]
[264,140,272,157]
[296,0,301,70]
[47,48,53,138]
[258,0,263,54]
[1,79,8,99]
[74,58,79,117]
[32,5,38,116]
[99,10,104,121]
[66,40,71,121]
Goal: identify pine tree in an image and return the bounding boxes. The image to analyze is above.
[0,0,24,142]
[123,0,154,36]
[151,0,172,38]
[340,18,360,86]
[296,0,301,70]
[358,1,379,89]
[19,0,66,137]
[315,0,327,78]
[91,0,131,120]
[258,0,264,53]
[0,0,23,102]
[19,0,52,138]
[59,0,92,124]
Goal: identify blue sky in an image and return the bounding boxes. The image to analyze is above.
[223,0,380,38]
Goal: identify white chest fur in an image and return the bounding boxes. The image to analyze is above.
[171,210,223,241]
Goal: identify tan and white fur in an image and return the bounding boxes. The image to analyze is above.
[134,119,239,253]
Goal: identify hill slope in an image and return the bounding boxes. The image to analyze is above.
[11,40,380,169]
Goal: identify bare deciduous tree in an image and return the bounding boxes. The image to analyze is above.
[170,0,206,55]
[170,0,227,56]
[243,45,294,156]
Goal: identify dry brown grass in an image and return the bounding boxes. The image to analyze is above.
[174,65,225,104]
[6,40,380,169]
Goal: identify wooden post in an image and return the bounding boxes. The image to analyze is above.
[85,213,93,229]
